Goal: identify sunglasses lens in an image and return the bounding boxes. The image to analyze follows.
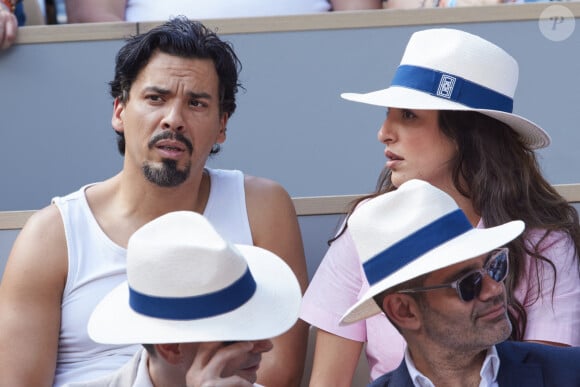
[458,272,483,301]
[458,249,509,301]
[487,250,508,282]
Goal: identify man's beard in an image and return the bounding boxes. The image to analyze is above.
[144,131,193,187]
[143,159,191,187]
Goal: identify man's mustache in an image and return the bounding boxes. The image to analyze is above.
[148,131,193,154]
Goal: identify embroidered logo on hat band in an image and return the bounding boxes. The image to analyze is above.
[129,267,257,320]
[362,209,472,286]
[437,75,456,99]
[391,65,513,113]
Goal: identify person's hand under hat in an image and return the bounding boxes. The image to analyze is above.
[185,341,270,387]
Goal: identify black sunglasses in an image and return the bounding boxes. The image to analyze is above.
[397,247,509,302]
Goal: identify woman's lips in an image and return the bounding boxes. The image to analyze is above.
[386,151,403,169]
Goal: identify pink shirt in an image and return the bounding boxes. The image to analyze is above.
[300,225,580,381]
[516,228,580,344]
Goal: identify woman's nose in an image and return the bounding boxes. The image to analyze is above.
[377,117,392,144]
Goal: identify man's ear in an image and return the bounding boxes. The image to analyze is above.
[112,98,125,134]
[382,293,422,332]
[154,343,182,365]
[216,112,229,144]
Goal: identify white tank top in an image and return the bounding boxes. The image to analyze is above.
[52,168,252,386]
[125,0,331,21]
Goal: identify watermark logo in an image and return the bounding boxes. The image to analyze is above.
[539,4,575,42]
[437,75,456,99]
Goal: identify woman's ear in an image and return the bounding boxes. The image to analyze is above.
[382,293,422,332]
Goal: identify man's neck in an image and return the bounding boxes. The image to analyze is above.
[406,345,489,387]
[85,168,210,247]
[119,168,208,214]
[148,353,182,387]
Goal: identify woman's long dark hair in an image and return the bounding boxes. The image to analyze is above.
[336,110,580,340]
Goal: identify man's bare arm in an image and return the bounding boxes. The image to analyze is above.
[0,205,67,387]
[245,176,309,387]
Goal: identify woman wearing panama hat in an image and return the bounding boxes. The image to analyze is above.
[300,28,580,386]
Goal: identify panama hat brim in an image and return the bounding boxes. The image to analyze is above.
[340,219,525,325]
[341,86,551,150]
[88,245,301,344]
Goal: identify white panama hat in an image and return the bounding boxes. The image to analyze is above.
[88,211,302,344]
[340,179,525,325]
[341,28,550,150]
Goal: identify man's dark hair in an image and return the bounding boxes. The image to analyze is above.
[109,16,242,155]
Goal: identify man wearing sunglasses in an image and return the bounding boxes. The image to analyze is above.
[339,179,580,387]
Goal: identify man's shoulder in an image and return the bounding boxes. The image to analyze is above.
[20,203,65,240]
[207,167,287,197]
[207,167,242,179]
[244,174,293,221]
[23,183,89,228]
[497,341,580,383]
[368,371,410,387]
[243,174,288,199]
[368,372,395,387]
[368,361,412,387]
[51,183,97,205]
[20,183,102,252]
[498,340,580,360]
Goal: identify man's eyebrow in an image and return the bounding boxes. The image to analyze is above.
[187,91,212,100]
[143,86,171,95]
[142,87,213,101]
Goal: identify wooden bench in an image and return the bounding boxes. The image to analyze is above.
[1,184,579,230]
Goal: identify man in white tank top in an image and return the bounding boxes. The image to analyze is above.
[65,0,382,23]
[0,17,308,387]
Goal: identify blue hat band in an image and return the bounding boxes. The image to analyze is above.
[363,209,472,286]
[391,65,513,113]
[129,267,257,320]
